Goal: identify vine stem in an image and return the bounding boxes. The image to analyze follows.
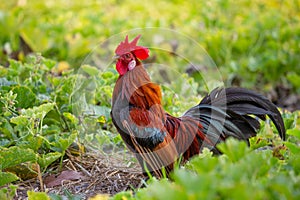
[36,163,44,192]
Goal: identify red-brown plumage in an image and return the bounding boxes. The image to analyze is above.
[111,35,286,177]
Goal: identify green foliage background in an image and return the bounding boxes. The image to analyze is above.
[0,0,300,199]
[1,0,300,90]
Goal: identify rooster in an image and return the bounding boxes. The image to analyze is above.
[111,35,285,178]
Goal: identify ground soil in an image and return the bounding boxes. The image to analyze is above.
[13,150,145,200]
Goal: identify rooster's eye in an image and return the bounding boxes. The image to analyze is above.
[125,53,131,59]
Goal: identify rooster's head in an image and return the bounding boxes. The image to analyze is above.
[114,35,149,75]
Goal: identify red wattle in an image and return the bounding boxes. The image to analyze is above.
[116,60,127,75]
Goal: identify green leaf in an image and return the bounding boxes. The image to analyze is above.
[20,29,49,53]
[101,71,114,79]
[27,191,50,200]
[249,136,270,150]
[51,132,77,152]
[287,128,300,140]
[0,118,17,140]
[63,112,79,125]
[10,115,30,126]
[42,124,61,135]
[37,152,62,169]
[81,65,99,76]
[285,141,300,154]
[12,86,36,108]
[217,138,250,162]
[21,103,55,119]
[42,58,57,70]
[288,156,300,175]
[185,148,218,173]
[173,170,216,199]
[16,135,44,152]
[0,146,37,170]
[287,72,300,89]
[0,172,19,187]
[85,105,111,121]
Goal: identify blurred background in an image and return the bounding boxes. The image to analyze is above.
[0,0,299,110]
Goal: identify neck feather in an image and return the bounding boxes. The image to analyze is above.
[113,64,151,103]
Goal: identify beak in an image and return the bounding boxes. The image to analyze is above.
[113,55,120,60]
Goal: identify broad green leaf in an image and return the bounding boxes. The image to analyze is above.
[20,28,49,52]
[288,156,300,175]
[51,132,77,152]
[287,128,300,140]
[217,138,250,162]
[285,141,300,154]
[185,148,218,173]
[0,146,37,170]
[249,136,270,150]
[42,124,61,136]
[0,118,16,140]
[21,103,55,119]
[42,58,57,70]
[27,191,50,200]
[37,152,62,169]
[17,135,44,152]
[0,172,19,187]
[12,86,36,108]
[10,115,30,126]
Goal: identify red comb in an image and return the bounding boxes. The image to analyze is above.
[115,35,149,60]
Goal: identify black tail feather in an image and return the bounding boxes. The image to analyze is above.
[186,87,285,143]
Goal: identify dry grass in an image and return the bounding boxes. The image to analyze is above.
[13,150,145,199]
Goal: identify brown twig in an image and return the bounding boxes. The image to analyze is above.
[74,162,92,177]
[36,163,44,192]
